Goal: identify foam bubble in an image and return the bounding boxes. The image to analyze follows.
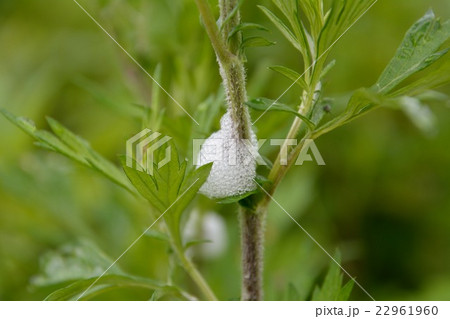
[197,112,257,199]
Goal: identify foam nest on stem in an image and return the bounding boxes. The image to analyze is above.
[197,111,258,199]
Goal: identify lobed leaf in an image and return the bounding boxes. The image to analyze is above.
[31,240,122,288]
[44,274,174,301]
[121,145,212,247]
[311,251,355,301]
[33,241,191,301]
[389,52,450,97]
[376,10,450,94]
[0,109,135,193]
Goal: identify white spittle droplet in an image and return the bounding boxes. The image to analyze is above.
[197,111,257,199]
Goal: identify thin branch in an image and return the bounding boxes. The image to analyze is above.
[195,0,232,64]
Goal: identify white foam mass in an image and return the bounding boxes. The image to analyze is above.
[197,111,257,199]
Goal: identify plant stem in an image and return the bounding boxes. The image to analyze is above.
[195,0,251,140]
[239,201,268,300]
[268,86,316,189]
[194,0,231,64]
[196,0,262,300]
[219,0,241,54]
[220,60,252,139]
[175,247,218,301]
[239,82,319,300]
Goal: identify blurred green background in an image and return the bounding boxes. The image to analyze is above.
[0,0,449,300]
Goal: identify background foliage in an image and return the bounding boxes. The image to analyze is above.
[0,0,449,300]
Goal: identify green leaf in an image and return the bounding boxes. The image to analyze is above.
[258,5,305,54]
[72,76,145,119]
[313,11,450,139]
[313,88,383,135]
[121,157,167,213]
[184,239,213,250]
[272,0,299,22]
[311,251,355,301]
[337,278,355,301]
[0,109,37,135]
[0,109,85,164]
[121,144,212,247]
[170,162,213,227]
[0,110,135,194]
[144,229,170,242]
[271,0,311,57]
[31,240,122,287]
[228,23,269,40]
[390,53,450,97]
[44,274,173,301]
[298,0,325,38]
[269,65,308,91]
[376,10,450,94]
[47,117,135,193]
[344,88,386,119]
[241,36,275,48]
[254,174,272,186]
[217,189,258,204]
[312,88,392,139]
[246,98,315,129]
[34,241,192,301]
[317,0,377,57]
[147,63,163,129]
[320,59,336,78]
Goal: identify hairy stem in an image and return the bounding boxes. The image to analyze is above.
[239,83,319,300]
[220,60,252,139]
[194,0,230,63]
[239,201,269,301]
[195,0,251,139]
[219,0,241,54]
[196,0,262,300]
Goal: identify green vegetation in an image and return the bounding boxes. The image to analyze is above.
[0,0,449,301]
